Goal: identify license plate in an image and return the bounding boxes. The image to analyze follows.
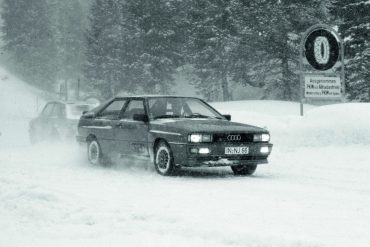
[225,147,249,155]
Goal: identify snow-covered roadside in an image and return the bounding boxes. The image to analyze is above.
[1,69,370,247]
[0,67,45,148]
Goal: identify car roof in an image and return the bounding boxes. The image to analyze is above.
[113,95,201,100]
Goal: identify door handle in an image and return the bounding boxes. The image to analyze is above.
[115,122,124,128]
[115,123,137,129]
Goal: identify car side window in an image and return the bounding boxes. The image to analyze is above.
[97,100,126,119]
[121,100,145,120]
[41,103,54,117]
[51,103,65,118]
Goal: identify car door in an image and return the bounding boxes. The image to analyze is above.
[48,102,68,139]
[92,99,127,154]
[34,102,55,139]
[114,99,149,157]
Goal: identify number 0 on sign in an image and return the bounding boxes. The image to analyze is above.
[305,29,339,71]
[314,36,330,64]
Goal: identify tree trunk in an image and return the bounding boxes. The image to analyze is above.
[109,74,115,98]
[281,32,291,100]
[221,73,230,101]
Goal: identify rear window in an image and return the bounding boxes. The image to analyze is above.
[66,104,94,119]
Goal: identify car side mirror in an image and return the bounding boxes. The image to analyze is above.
[133,114,149,122]
[83,112,95,119]
[223,114,231,121]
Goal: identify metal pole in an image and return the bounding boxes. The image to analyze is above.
[340,37,345,102]
[76,78,80,100]
[65,80,68,101]
[36,96,39,114]
[300,29,305,116]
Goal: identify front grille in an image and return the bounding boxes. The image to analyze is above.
[213,133,254,143]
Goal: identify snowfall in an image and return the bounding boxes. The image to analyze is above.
[1,67,370,247]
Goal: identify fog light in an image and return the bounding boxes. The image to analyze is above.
[260,146,269,154]
[190,148,199,154]
[198,148,210,154]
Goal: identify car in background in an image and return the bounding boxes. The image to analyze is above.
[29,101,96,143]
[77,96,273,176]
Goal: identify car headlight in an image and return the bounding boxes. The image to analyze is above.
[253,133,270,142]
[188,133,212,143]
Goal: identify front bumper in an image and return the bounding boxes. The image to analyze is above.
[170,142,273,167]
[184,155,269,167]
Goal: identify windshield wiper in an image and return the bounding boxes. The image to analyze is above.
[185,113,211,119]
[185,113,223,119]
[153,115,181,120]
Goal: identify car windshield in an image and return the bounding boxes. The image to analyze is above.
[66,104,94,119]
[148,97,223,120]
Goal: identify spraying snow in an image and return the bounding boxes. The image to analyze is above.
[1,68,370,247]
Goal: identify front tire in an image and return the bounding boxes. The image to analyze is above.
[154,141,176,176]
[231,164,257,176]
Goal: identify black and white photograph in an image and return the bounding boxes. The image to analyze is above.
[0,0,369,246]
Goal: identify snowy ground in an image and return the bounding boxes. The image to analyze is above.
[1,68,370,247]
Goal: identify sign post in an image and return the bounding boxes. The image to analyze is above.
[299,24,344,116]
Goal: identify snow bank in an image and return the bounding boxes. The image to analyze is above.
[212,100,370,146]
[212,100,316,116]
[300,103,370,146]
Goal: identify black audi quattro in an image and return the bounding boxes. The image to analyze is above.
[77,96,273,176]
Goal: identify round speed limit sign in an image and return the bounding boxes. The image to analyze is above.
[305,29,339,71]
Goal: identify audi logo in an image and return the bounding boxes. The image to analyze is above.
[227,135,241,141]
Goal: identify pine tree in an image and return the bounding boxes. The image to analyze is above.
[84,0,129,98]
[187,0,238,101]
[85,0,186,98]
[49,0,85,88]
[332,0,370,101]
[123,0,186,94]
[232,0,333,100]
[1,0,57,90]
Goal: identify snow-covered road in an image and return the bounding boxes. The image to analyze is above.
[1,68,370,247]
[1,142,370,247]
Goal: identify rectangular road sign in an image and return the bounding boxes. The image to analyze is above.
[304,75,341,98]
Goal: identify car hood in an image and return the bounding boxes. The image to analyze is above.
[150,118,267,133]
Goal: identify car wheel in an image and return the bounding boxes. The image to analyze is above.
[29,128,39,144]
[231,164,257,176]
[29,132,38,144]
[87,139,108,166]
[154,141,176,176]
[50,128,60,141]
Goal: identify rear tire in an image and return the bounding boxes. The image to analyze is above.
[29,130,38,144]
[231,164,257,176]
[154,141,176,176]
[87,139,110,166]
[50,128,60,141]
